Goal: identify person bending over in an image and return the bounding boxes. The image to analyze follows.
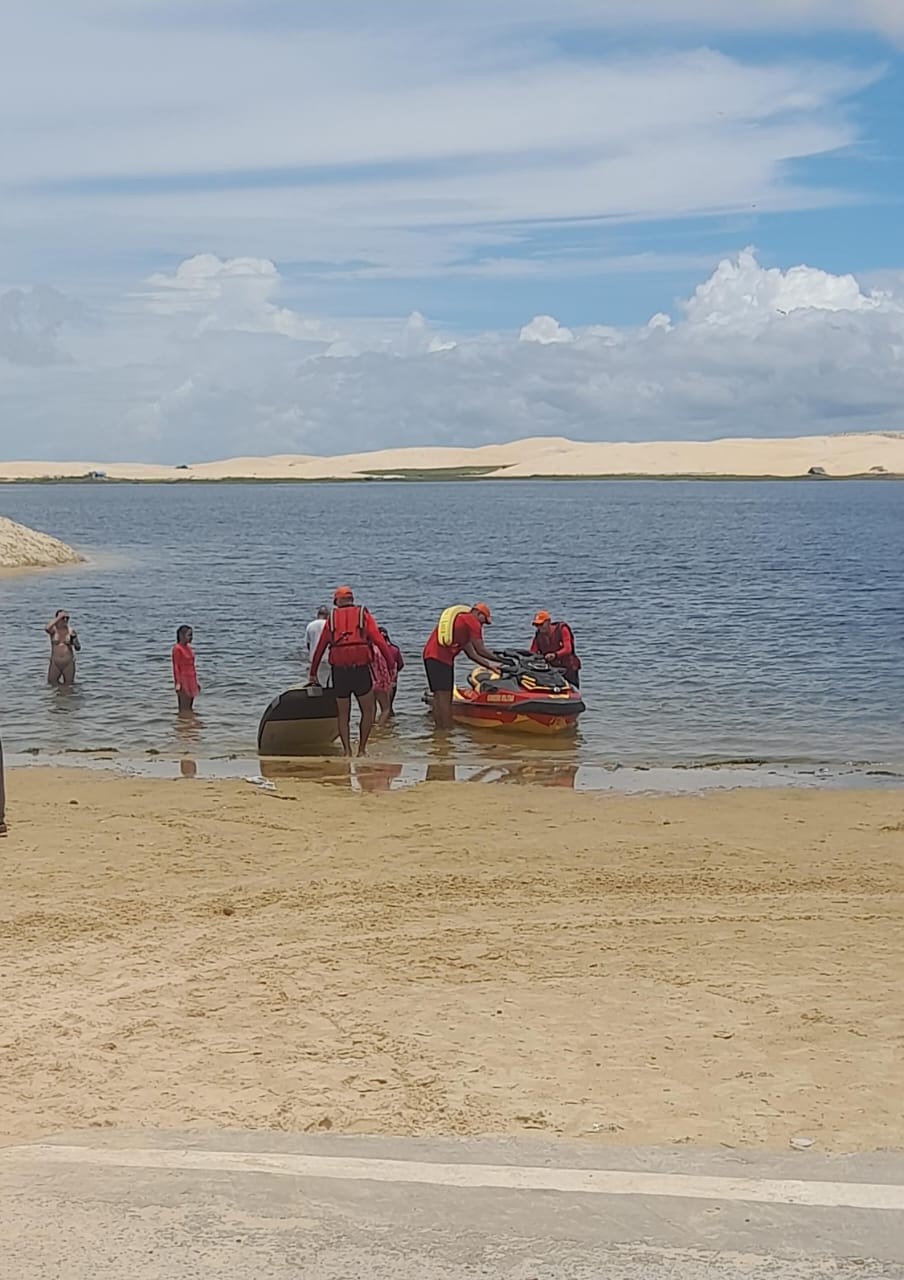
[422,603,499,730]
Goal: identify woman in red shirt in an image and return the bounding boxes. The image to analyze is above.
[172,625,200,714]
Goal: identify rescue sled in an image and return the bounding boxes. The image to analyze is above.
[257,686,339,755]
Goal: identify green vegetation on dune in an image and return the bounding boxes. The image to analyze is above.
[360,465,501,479]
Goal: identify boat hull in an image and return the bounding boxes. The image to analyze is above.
[452,685,584,735]
[258,686,339,755]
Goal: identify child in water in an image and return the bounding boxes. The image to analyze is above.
[172,625,200,713]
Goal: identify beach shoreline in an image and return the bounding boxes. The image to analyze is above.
[4,769,903,1152]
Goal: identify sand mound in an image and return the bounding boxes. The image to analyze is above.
[0,433,902,481]
[0,517,84,570]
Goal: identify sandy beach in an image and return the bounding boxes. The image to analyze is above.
[0,432,903,481]
[2,770,902,1152]
[0,516,83,572]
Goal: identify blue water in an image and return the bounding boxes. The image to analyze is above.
[1,480,901,770]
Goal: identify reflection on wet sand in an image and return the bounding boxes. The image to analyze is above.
[258,755,579,791]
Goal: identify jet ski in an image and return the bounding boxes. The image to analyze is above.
[452,650,585,735]
[258,685,339,755]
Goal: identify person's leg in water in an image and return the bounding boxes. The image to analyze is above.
[177,691,195,714]
[357,690,377,756]
[335,697,353,756]
[432,688,453,729]
[375,688,392,725]
[48,656,75,686]
[424,658,454,729]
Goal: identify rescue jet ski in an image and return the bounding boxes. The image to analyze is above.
[452,650,585,735]
[258,685,339,755]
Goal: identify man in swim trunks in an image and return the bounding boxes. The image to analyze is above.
[423,603,499,730]
[309,586,396,757]
[45,610,80,686]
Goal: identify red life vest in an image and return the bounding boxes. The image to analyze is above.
[533,621,581,672]
[328,605,371,667]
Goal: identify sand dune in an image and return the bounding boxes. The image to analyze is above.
[0,432,902,482]
[0,517,84,571]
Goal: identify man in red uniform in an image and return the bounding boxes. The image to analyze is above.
[530,610,581,688]
[309,586,396,757]
[423,603,499,730]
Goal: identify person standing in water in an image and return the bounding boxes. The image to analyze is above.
[308,586,395,757]
[305,605,331,688]
[45,611,80,686]
[172,625,200,713]
[370,630,400,725]
[380,627,404,716]
[422,603,499,730]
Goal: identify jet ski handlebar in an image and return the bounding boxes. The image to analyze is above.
[490,649,554,672]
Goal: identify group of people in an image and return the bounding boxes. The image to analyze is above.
[303,588,581,755]
[40,592,581,760]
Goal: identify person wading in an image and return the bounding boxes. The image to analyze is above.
[422,603,499,730]
[305,605,331,688]
[45,610,80,686]
[529,610,581,688]
[309,586,395,757]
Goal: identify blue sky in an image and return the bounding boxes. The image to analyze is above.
[1,0,903,459]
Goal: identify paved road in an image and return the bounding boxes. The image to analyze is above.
[1,1131,902,1279]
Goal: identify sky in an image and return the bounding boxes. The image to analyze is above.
[1,0,903,461]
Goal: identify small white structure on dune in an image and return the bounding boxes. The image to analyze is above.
[0,516,84,570]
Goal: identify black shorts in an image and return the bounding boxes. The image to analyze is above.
[331,664,373,699]
[424,657,454,693]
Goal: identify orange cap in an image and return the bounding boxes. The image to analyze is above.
[532,610,551,626]
[333,584,354,603]
[473,602,492,624]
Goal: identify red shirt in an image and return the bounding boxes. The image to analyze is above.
[310,606,394,671]
[423,612,483,666]
[172,643,200,697]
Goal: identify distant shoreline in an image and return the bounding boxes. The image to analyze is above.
[3,471,902,484]
[1,432,902,482]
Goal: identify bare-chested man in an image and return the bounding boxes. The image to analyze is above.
[45,611,80,686]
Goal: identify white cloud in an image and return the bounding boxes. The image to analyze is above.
[0,285,84,365]
[2,251,902,461]
[139,254,338,342]
[520,316,575,345]
[683,247,893,330]
[0,2,886,287]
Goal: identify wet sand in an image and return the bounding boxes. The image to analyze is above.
[2,770,903,1150]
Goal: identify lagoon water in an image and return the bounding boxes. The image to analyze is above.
[0,480,901,775]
